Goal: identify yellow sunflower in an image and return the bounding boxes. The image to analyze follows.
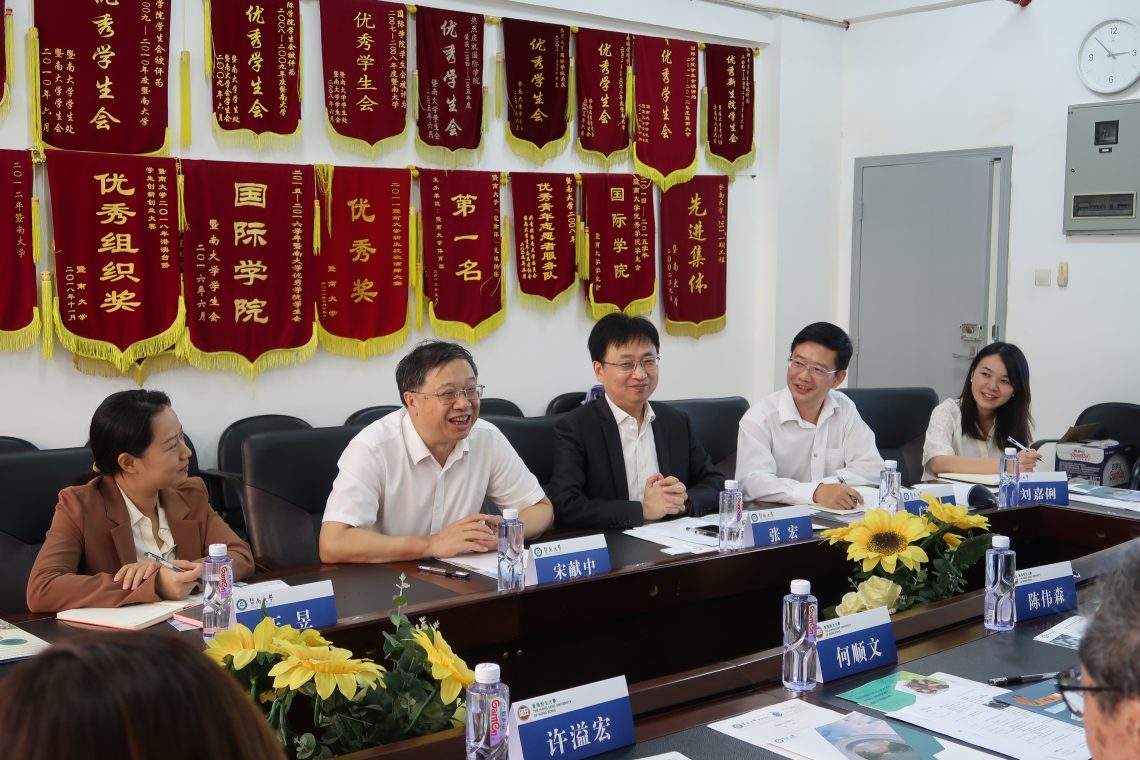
[268,642,384,701]
[943,532,963,550]
[928,500,990,531]
[820,524,853,545]
[845,509,931,573]
[411,627,475,705]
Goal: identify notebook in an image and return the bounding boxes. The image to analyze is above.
[937,472,1001,487]
[58,595,202,631]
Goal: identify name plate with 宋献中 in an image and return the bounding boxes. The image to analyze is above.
[524,534,611,586]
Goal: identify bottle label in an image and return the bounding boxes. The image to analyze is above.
[488,695,507,746]
[806,602,816,640]
[218,564,232,598]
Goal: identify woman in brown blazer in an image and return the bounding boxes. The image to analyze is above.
[26,390,254,613]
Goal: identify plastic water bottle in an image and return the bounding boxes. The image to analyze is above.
[718,479,744,552]
[466,663,510,759]
[201,543,234,639]
[782,579,818,692]
[984,535,1016,632]
[878,460,901,513]
[999,448,1020,509]
[497,509,525,592]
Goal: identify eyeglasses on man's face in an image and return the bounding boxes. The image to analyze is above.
[1055,665,1125,717]
[415,384,485,405]
[787,356,838,379]
[600,356,661,374]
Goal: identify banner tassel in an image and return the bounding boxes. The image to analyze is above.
[495,53,504,120]
[180,51,192,149]
[27,26,42,152]
[40,272,54,360]
[31,196,43,265]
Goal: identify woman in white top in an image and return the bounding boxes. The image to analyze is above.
[922,342,1040,479]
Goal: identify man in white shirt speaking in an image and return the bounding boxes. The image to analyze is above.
[736,322,884,510]
[320,340,553,564]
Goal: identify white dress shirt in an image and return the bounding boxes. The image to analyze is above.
[921,398,1003,479]
[605,395,660,501]
[323,408,545,536]
[736,387,884,504]
[119,486,176,563]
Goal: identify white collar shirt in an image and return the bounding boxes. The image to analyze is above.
[921,398,1004,480]
[735,387,884,504]
[323,408,545,536]
[119,486,176,563]
[605,394,660,501]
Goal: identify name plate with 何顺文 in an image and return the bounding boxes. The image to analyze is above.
[508,676,635,760]
[524,534,611,586]
[234,580,337,631]
[901,485,956,515]
[815,605,897,683]
[743,507,813,547]
[1015,561,1078,622]
[1018,472,1069,506]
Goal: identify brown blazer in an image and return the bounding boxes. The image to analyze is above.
[26,475,254,613]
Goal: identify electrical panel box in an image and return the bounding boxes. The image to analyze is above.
[1064,99,1140,235]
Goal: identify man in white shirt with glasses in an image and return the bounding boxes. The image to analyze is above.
[320,340,553,564]
[736,322,883,510]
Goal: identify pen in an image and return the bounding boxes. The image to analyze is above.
[417,565,471,580]
[986,671,1057,687]
[1006,436,1037,456]
[144,551,194,574]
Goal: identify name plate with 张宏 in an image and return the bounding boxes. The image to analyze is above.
[234,580,337,631]
[815,605,897,683]
[743,506,813,547]
[524,535,610,586]
[1018,472,1069,506]
[1015,561,1078,621]
[508,676,635,760]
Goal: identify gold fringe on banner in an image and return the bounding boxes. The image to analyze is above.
[575,142,629,169]
[633,148,698,192]
[317,312,410,359]
[705,143,755,180]
[566,59,575,123]
[138,129,172,158]
[517,281,576,312]
[0,311,39,354]
[27,27,42,152]
[428,289,504,345]
[53,296,186,372]
[212,116,303,152]
[576,219,588,279]
[665,315,727,338]
[626,65,635,141]
[414,133,482,168]
[39,272,53,359]
[31,196,42,264]
[73,351,187,384]
[482,86,488,134]
[587,282,656,320]
[314,163,334,235]
[180,51,192,149]
[325,119,408,160]
[505,127,569,165]
[411,69,419,121]
[495,53,504,120]
[177,320,318,380]
[204,0,213,77]
[313,200,321,256]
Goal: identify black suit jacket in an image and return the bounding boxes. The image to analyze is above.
[548,398,726,529]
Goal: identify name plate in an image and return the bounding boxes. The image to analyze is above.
[1015,561,1078,621]
[508,676,635,760]
[743,506,813,547]
[525,535,610,586]
[816,605,897,683]
[901,485,955,516]
[234,580,337,631]
[1018,472,1069,506]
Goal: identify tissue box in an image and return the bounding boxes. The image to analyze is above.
[1055,440,1133,486]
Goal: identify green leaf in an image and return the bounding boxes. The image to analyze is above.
[296,733,317,760]
[955,533,995,567]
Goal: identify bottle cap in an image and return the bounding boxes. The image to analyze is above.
[991,535,1010,549]
[502,508,519,521]
[1004,447,1017,456]
[790,579,811,595]
[724,479,739,490]
[884,459,897,469]
[475,663,501,684]
[208,543,227,558]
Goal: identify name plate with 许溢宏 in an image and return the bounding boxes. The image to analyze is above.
[234,580,337,631]
[743,506,813,547]
[1018,471,1069,506]
[815,605,897,683]
[524,534,611,586]
[508,676,635,760]
[1015,560,1077,622]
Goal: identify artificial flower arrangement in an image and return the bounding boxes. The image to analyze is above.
[820,494,993,616]
[205,574,474,759]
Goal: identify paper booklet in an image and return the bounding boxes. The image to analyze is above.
[937,473,1001,487]
[58,594,202,631]
[0,619,51,663]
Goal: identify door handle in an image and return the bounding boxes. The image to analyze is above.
[952,347,978,360]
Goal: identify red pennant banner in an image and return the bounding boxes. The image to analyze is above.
[0,150,38,352]
[209,0,301,144]
[580,173,656,319]
[34,0,171,154]
[415,7,484,161]
[661,176,727,337]
[45,150,181,369]
[0,2,9,115]
[509,172,576,309]
[180,160,316,377]
[418,168,503,342]
[316,165,411,357]
[574,27,630,166]
[320,0,408,155]
[704,44,755,177]
[632,36,698,191]
[502,17,570,163]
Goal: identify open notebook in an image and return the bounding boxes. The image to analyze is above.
[58,594,202,631]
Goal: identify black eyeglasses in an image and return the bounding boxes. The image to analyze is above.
[413,384,485,405]
[1055,665,1125,717]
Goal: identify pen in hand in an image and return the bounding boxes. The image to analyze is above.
[144,551,197,574]
[1006,436,1037,456]
[986,671,1057,687]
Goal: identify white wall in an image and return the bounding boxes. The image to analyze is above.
[840,0,1140,442]
[1,0,846,466]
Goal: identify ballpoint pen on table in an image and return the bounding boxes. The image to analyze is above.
[417,565,471,580]
[987,671,1057,687]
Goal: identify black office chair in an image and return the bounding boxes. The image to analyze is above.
[838,387,940,485]
[1032,402,1140,473]
[657,396,751,475]
[479,398,524,417]
[0,446,94,615]
[344,405,401,426]
[241,425,362,570]
[546,392,587,415]
[482,414,560,485]
[0,436,37,455]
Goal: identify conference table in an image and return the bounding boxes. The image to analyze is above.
[10,496,1139,759]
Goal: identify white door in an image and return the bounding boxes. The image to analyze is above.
[849,148,1011,400]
